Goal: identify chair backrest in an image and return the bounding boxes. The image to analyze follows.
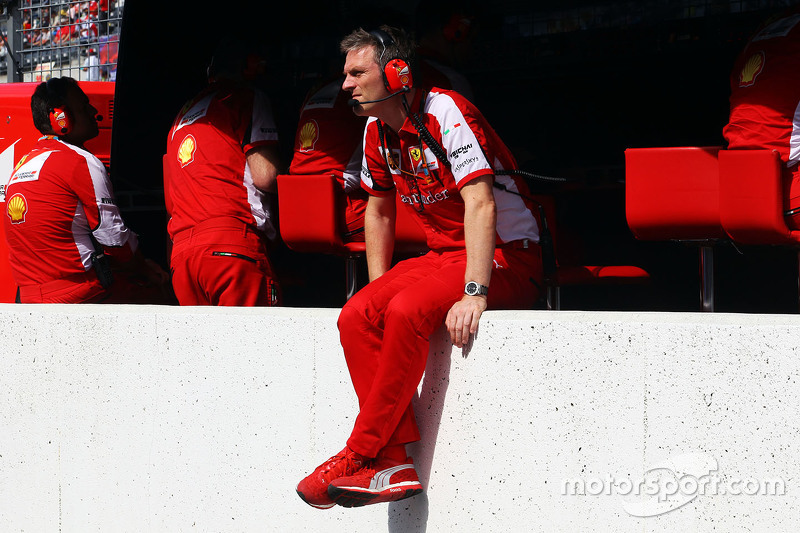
[719,149,800,245]
[277,174,344,253]
[276,174,428,254]
[625,146,726,241]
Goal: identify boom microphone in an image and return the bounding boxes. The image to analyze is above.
[347,87,409,107]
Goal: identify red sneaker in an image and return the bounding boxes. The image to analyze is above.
[327,457,423,507]
[296,447,366,509]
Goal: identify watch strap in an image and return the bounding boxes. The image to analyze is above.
[465,281,489,296]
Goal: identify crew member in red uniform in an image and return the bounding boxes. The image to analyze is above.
[165,40,282,306]
[290,76,369,242]
[724,6,800,229]
[297,26,543,509]
[289,8,476,244]
[3,77,167,304]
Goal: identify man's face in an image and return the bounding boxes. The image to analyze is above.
[342,45,389,116]
[63,84,99,145]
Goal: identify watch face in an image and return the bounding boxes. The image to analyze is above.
[465,282,478,295]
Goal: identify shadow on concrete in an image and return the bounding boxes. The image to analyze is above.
[387,326,454,532]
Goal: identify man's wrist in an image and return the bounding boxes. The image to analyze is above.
[464,281,489,297]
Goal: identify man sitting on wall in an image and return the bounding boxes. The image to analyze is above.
[3,77,168,303]
[296,25,543,509]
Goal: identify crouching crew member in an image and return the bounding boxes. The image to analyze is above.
[4,77,168,304]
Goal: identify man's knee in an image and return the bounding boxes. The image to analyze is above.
[338,300,366,335]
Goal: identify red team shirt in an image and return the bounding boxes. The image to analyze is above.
[3,136,137,286]
[290,77,366,193]
[289,63,476,241]
[360,87,539,250]
[289,77,369,239]
[165,81,279,241]
[723,8,800,219]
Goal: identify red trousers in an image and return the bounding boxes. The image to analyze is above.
[338,245,542,458]
[18,270,105,303]
[170,218,281,306]
[18,269,168,304]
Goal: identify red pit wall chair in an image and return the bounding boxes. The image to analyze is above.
[534,195,650,310]
[625,146,726,311]
[719,149,800,307]
[277,174,428,299]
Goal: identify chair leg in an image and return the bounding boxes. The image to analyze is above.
[345,255,358,301]
[796,251,800,313]
[546,285,561,310]
[700,245,714,312]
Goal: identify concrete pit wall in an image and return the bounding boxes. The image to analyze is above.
[0,305,797,532]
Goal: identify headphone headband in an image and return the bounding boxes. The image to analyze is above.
[369,29,395,59]
[368,28,414,93]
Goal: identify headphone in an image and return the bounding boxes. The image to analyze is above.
[370,29,414,93]
[46,78,73,135]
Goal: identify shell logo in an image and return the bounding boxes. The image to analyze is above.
[177,134,197,168]
[395,64,410,86]
[54,111,68,130]
[298,120,319,152]
[7,193,28,224]
[739,52,765,88]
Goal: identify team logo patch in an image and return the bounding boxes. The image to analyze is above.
[7,193,28,224]
[13,155,28,173]
[54,110,69,131]
[739,52,765,88]
[298,120,319,152]
[393,63,411,86]
[408,146,438,182]
[8,151,51,186]
[178,134,197,168]
[379,147,403,175]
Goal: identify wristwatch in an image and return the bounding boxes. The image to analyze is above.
[464,281,489,297]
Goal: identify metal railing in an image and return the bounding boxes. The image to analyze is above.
[4,0,122,82]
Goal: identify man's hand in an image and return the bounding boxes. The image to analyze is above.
[446,294,488,348]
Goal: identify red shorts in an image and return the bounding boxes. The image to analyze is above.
[170,218,281,306]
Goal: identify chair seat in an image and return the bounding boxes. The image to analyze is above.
[555,265,650,286]
[624,146,725,311]
[625,146,726,241]
[719,149,800,246]
[277,174,428,299]
[278,174,428,254]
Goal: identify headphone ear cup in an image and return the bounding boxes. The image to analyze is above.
[49,106,72,135]
[383,58,413,93]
